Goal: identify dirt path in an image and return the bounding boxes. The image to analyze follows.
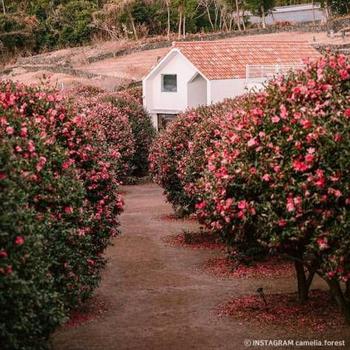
[52,183,348,350]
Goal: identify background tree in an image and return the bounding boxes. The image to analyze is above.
[246,0,275,28]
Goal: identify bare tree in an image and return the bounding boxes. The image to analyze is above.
[165,0,171,38]
[235,0,242,31]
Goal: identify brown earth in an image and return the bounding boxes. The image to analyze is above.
[3,31,350,92]
[52,183,350,350]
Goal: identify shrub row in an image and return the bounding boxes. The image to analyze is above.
[149,54,350,323]
[72,85,155,179]
[0,82,153,349]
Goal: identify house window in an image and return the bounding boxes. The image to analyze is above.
[162,74,177,92]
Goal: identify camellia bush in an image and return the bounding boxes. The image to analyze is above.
[75,96,136,180]
[106,87,155,178]
[149,99,239,216]
[189,98,270,262]
[0,81,125,349]
[150,54,350,323]
[72,85,155,179]
[198,55,350,321]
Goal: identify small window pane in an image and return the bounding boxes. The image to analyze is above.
[162,74,177,92]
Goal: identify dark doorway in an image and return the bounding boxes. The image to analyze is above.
[157,114,177,131]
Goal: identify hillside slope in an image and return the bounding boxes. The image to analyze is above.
[2,31,350,92]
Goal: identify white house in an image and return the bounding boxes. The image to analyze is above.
[142,40,320,130]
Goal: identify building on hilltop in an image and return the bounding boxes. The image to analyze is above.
[249,3,327,26]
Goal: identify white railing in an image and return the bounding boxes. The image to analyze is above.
[246,63,305,80]
[245,63,306,91]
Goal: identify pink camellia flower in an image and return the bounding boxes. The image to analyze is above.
[278,219,287,227]
[344,109,350,118]
[64,206,74,214]
[237,210,245,220]
[293,196,302,206]
[237,200,247,210]
[262,174,271,182]
[294,141,302,150]
[305,154,314,164]
[62,159,75,170]
[0,172,6,180]
[271,115,280,123]
[300,119,312,129]
[247,138,257,148]
[330,174,340,182]
[225,198,234,208]
[15,236,25,246]
[334,133,342,142]
[293,112,302,119]
[0,250,8,258]
[36,156,47,172]
[293,160,308,172]
[6,126,14,135]
[273,165,281,173]
[250,167,257,175]
[15,145,22,153]
[87,259,95,266]
[317,237,329,251]
[20,127,28,138]
[280,104,288,119]
[314,177,325,188]
[327,271,336,279]
[286,198,295,212]
[28,140,35,153]
[339,70,349,80]
[328,188,342,198]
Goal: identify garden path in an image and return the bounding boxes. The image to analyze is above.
[53,183,340,350]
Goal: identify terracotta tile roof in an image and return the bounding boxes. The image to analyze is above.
[173,40,320,79]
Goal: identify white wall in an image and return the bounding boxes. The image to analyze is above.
[209,79,246,104]
[146,52,198,113]
[187,74,207,109]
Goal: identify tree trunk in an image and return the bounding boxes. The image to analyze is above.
[327,279,350,325]
[182,0,187,37]
[325,0,331,21]
[221,9,228,31]
[166,3,171,39]
[228,13,233,31]
[261,5,266,29]
[294,261,309,304]
[242,9,246,31]
[214,3,218,30]
[178,8,182,38]
[129,11,138,40]
[1,0,5,15]
[235,0,241,31]
[206,5,214,31]
[183,14,186,37]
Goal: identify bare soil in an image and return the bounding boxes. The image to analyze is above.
[3,31,350,92]
[52,183,350,350]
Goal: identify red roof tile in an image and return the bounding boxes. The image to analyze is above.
[173,40,320,79]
